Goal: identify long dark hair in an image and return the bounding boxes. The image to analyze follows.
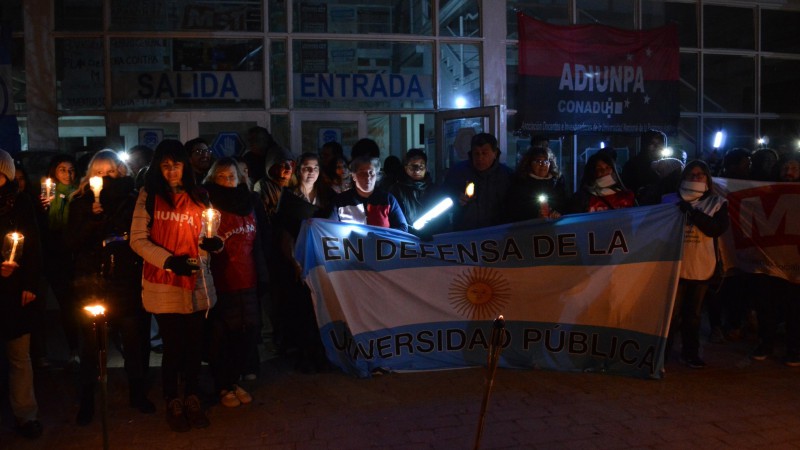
[144,139,206,208]
[47,153,78,183]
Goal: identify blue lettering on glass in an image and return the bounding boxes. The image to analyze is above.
[139,73,240,99]
[370,75,387,97]
[297,73,430,100]
[353,74,369,97]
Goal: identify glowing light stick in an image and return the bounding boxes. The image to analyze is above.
[412,198,454,230]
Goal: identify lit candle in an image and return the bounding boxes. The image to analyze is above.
[538,194,550,218]
[206,209,214,237]
[89,176,103,202]
[465,182,475,199]
[202,208,220,238]
[84,304,106,316]
[8,232,21,264]
[41,178,55,200]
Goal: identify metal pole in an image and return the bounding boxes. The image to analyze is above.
[473,315,506,450]
[95,313,109,450]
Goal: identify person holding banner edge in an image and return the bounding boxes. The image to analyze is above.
[661,160,729,369]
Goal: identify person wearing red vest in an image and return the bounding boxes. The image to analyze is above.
[202,157,267,408]
[130,139,223,433]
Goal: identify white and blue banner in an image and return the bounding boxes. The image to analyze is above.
[296,204,685,379]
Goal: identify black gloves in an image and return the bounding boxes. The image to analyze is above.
[677,200,694,214]
[199,236,224,252]
[164,255,199,276]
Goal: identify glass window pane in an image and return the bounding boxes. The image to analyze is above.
[440,43,481,109]
[507,0,570,39]
[576,0,635,29]
[268,0,287,32]
[270,115,290,150]
[0,0,24,32]
[703,5,754,50]
[57,116,106,152]
[120,121,180,151]
[506,45,519,112]
[110,0,262,32]
[293,40,434,110]
[11,37,25,111]
[703,55,754,113]
[680,52,698,113]
[56,39,105,112]
[110,38,264,110]
[55,0,102,31]
[760,120,800,156]
[440,0,479,37]
[642,1,697,48]
[293,1,432,35]
[270,40,287,108]
[762,58,800,114]
[703,118,754,154]
[762,10,800,54]
[198,121,258,158]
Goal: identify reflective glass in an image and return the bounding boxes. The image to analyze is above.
[760,120,800,155]
[507,0,569,39]
[703,55,754,114]
[268,0,288,32]
[56,39,105,112]
[576,0,635,29]
[110,38,263,110]
[293,40,433,110]
[270,40,288,108]
[440,0,479,37]
[55,0,102,31]
[761,58,800,114]
[506,45,519,112]
[680,53,698,113]
[58,116,106,152]
[293,0,432,35]
[110,0,262,32]
[440,43,481,109]
[642,1,697,48]
[703,5,754,50]
[762,10,800,54]
[10,37,25,109]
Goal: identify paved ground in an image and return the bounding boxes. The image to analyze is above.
[2,312,800,449]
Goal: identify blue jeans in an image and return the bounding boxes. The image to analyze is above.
[5,333,38,422]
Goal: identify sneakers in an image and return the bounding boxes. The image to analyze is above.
[682,356,707,369]
[166,398,190,433]
[784,354,800,368]
[220,390,240,408]
[16,420,42,439]
[184,395,210,429]
[751,345,772,361]
[232,384,253,404]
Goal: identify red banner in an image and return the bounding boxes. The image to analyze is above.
[516,13,679,134]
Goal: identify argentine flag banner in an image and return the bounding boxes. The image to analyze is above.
[296,204,684,379]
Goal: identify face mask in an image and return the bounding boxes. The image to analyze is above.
[679,180,707,202]
[595,174,616,188]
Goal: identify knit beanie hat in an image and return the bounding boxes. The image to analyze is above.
[0,149,15,182]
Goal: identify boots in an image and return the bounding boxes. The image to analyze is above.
[76,387,95,426]
[129,379,156,414]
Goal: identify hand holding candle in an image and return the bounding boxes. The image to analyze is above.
[3,232,24,264]
[41,178,55,201]
[89,176,103,202]
[465,182,475,199]
[201,208,221,238]
[538,194,550,218]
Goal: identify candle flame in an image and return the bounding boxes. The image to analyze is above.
[465,182,475,198]
[84,304,106,316]
[10,232,20,242]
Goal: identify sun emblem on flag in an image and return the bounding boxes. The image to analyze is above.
[448,267,510,320]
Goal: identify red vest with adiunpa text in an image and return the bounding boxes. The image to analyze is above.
[143,193,203,291]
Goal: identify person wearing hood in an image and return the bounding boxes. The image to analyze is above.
[202,157,266,407]
[0,149,44,439]
[388,148,436,227]
[570,151,636,213]
[504,144,567,222]
[441,132,513,231]
[253,146,295,223]
[65,149,154,425]
[661,160,729,369]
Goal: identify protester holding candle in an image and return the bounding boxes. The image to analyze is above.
[41,154,81,370]
[504,144,567,222]
[441,133,513,231]
[130,139,220,432]
[65,149,155,425]
[202,157,266,407]
[0,148,44,439]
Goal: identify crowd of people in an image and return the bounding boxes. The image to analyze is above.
[1,126,798,438]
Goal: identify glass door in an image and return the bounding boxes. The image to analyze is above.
[435,106,500,182]
[292,111,366,158]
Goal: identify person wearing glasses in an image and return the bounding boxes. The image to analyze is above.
[504,144,567,222]
[202,157,266,408]
[330,156,408,232]
[387,148,436,227]
[185,138,213,184]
